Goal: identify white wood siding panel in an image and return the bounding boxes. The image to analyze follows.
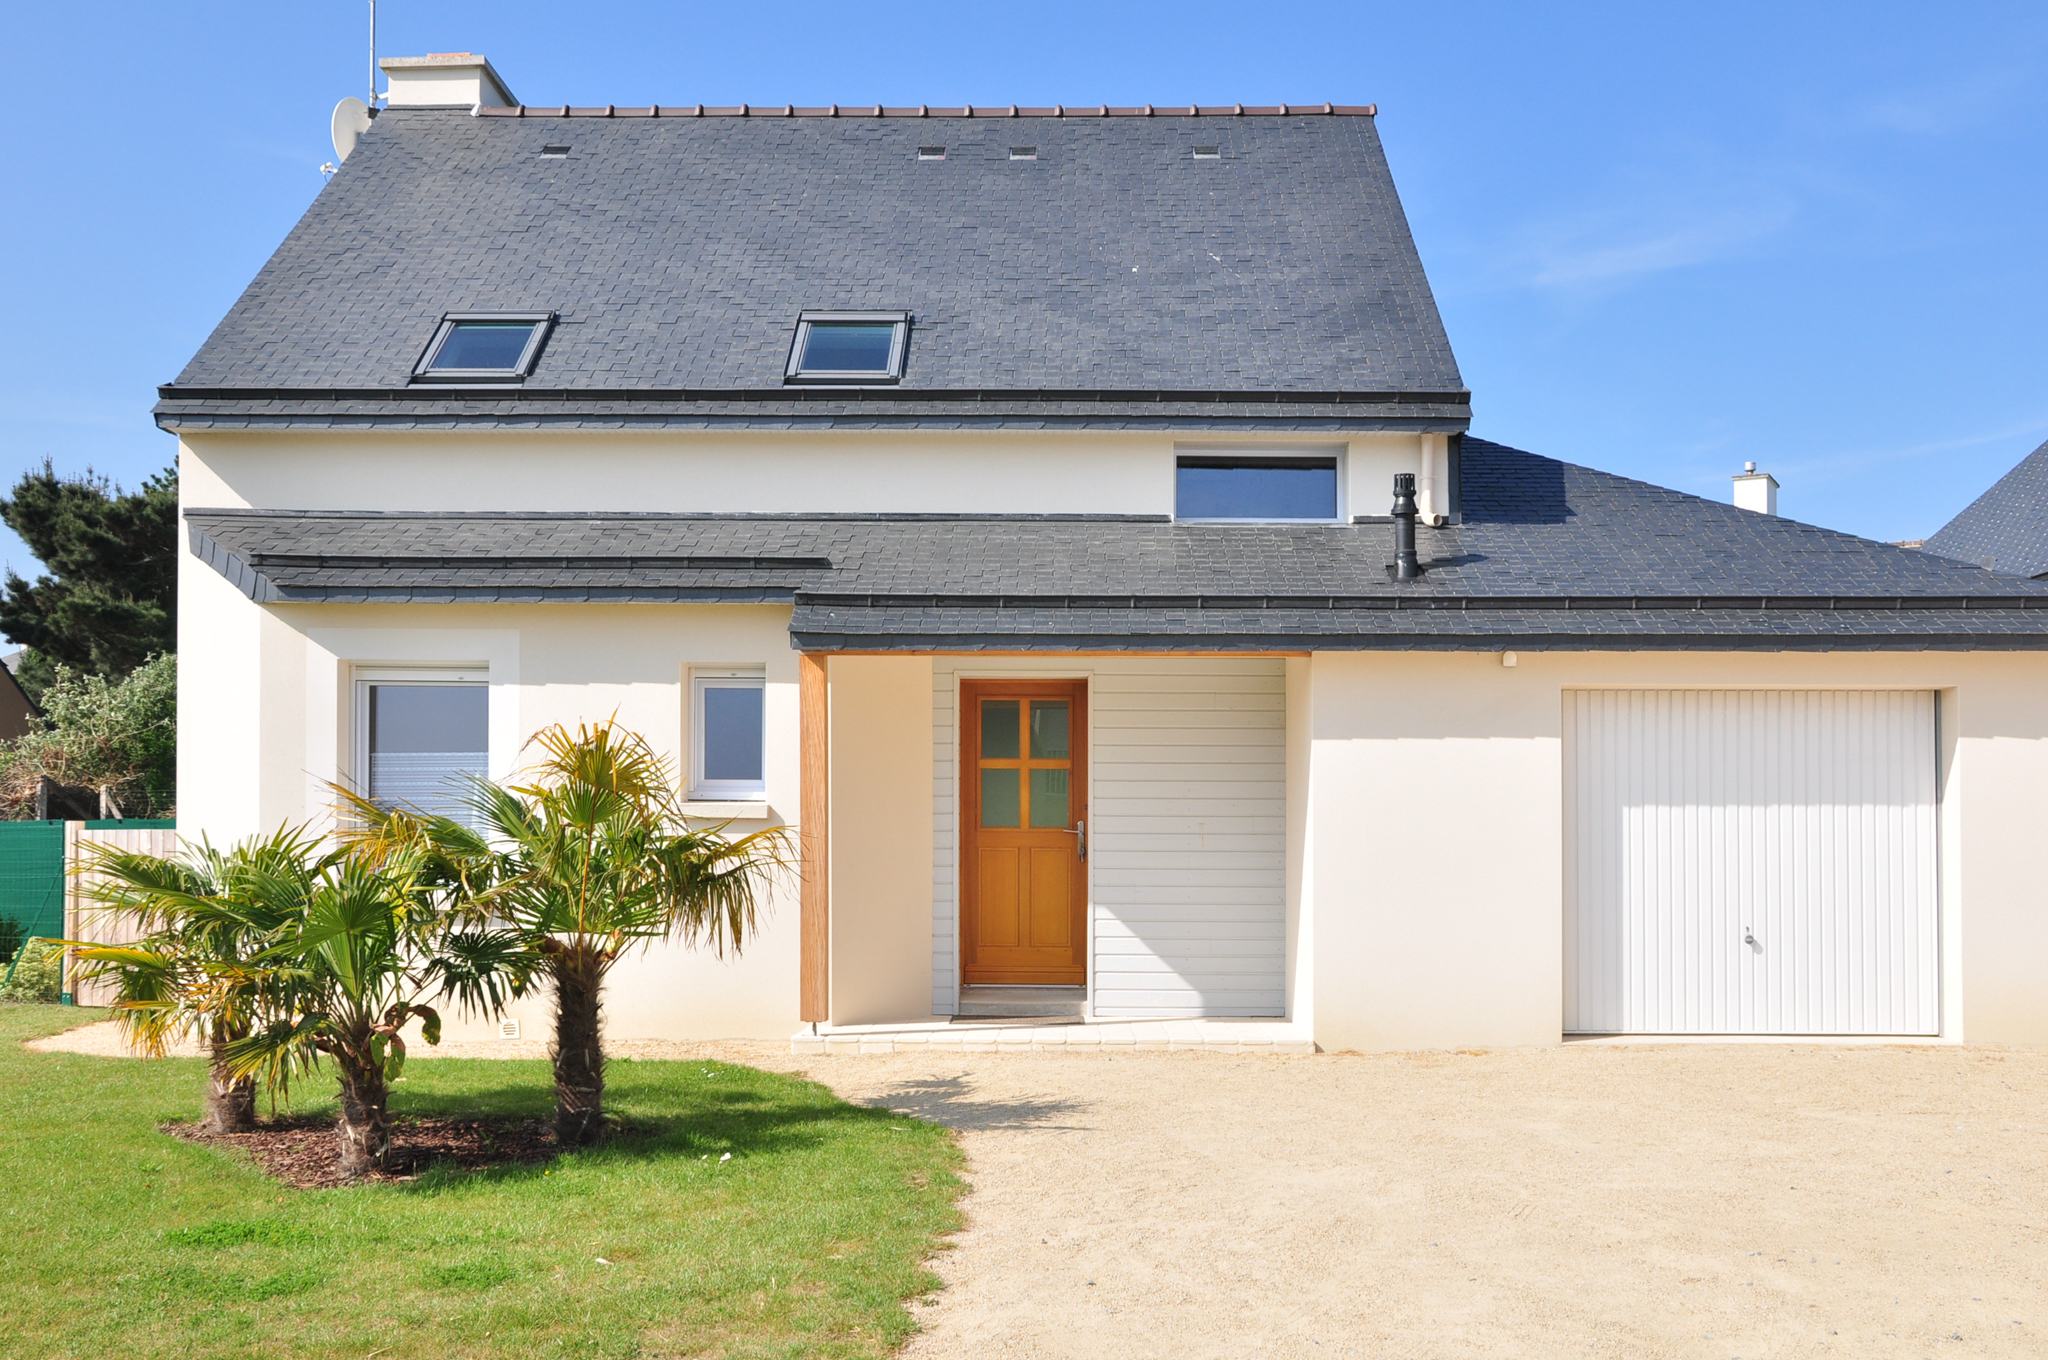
[932,657,1287,1018]
[1565,688,1938,1035]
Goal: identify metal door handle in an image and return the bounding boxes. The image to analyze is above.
[1056,819,1087,860]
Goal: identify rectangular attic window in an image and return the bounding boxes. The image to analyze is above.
[1009,146,1037,160]
[784,311,910,383]
[1193,145,1221,159]
[918,146,946,160]
[1176,455,1339,521]
[413,313,554,381]
[539,144,571,157]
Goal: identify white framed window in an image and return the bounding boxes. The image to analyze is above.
[352,666,490,825]
[691,667,767,799]
[1175,454,1340,521]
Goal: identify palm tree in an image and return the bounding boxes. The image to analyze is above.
[220,843,530,1179]
[66,830,327,1133]
[338,720,790,1147]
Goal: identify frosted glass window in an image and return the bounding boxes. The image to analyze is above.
[366,683,487,823]
[981,700,1021,759]
[980,768,1021,827]
[1030,701,1069,759]
[1029,768,1070,827]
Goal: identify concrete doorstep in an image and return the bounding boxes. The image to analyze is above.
[789,1017,1315,1055]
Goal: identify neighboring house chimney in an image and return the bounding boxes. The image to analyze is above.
[1732,461,1779,516]
[379,53,518,108]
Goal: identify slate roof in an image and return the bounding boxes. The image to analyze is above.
[186,439,2048,650]
[156,105,1467,432]
[1923,438,2048,578]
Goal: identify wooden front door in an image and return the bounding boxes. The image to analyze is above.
[961,680,1087,986]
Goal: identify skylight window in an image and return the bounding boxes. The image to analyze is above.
[1176,455,1339,521]
[540,144,570,158]
[411,315,552,378]
[413,313,554,381]
[1009,146,1038,160]
[784,311,910,384]
[1193,145,1221,159]
[918,146,946,160]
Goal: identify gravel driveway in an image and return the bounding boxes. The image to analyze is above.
[790,1043,2048,1360]
[37,1023,2048,1356]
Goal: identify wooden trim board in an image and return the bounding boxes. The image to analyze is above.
[799,652,829,1023]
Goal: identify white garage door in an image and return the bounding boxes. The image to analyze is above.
[1565,689,1938,1036]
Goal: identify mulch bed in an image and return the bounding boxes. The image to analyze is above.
[166,1115,558,1189]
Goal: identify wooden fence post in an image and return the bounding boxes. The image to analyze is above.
[60,820,81,1003]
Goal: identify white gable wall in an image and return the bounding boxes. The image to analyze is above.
[180,430,1430,520]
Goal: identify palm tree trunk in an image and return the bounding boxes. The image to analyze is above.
[334,1055,392,1181]
[551,945,607,1147]
[204,1044,257,1134]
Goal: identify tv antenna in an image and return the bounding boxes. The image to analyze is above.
[325,0,380,174]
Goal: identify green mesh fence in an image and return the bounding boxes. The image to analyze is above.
[0,822,67,961]
[0,819,175,965]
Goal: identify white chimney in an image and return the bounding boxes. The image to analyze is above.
[379,53,518,108]
[1732,461,1778,516]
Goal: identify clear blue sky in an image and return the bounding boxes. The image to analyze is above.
[3,1,2044,595]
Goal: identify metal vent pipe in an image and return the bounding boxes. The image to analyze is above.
[1390,473,1424,581]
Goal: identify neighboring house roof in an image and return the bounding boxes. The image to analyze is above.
[1922,438,2048,578]
[186,439,2048,650]
[154,105,1466,433]
[0,661,34,742]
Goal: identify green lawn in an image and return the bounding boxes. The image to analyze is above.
[0,1006,962,1359]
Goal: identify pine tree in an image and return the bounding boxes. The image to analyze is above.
[0,462,177,700]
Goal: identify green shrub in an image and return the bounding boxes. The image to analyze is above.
[1,939,63,1003]
[0,653,175,818]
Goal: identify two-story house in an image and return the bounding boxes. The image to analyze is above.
[164,54,2048,1051]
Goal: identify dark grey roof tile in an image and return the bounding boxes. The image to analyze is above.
[185,439,2048,646]
[163,109,1464,426]
[1923,438,2048,578]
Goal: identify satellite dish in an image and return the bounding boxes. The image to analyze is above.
[331,97,373,162]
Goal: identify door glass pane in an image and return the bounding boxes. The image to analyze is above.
[980,700,1020,759]
[701,684,764,783]
[368,684,487,823]
[1030,701,1070,759]
[1029,768,1069,828]
[980,768,1020,827]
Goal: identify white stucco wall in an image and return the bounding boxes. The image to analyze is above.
[178,539,806,1039]
[179,430,1427,521]
[176,435,2048,1049]
[1304,649,2048,1052]
[826,656,937,1026]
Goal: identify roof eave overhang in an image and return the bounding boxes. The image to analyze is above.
[185,520,2048,650]
[153,386,1474,434]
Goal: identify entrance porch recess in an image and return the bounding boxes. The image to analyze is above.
[797,655,1290,1033]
